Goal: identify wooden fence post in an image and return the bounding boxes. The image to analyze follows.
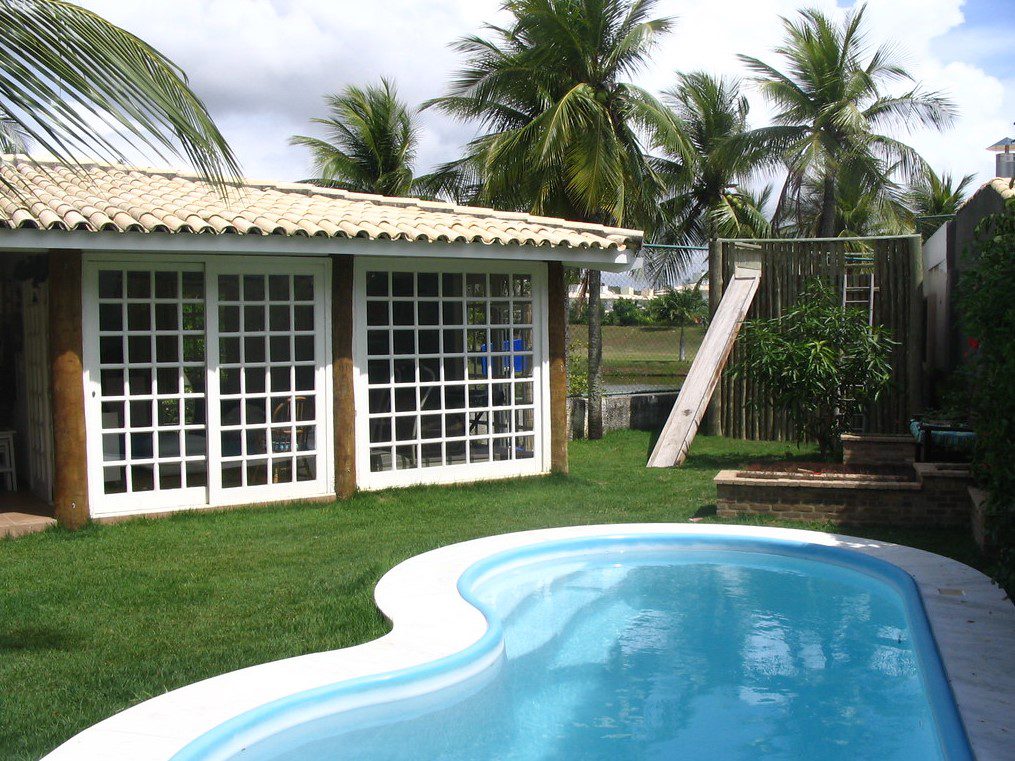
[704,239,723,436]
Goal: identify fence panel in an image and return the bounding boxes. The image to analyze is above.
[716,236,920,440]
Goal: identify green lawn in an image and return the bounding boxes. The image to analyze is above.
[568,324,705,388]
[0,431,982,760]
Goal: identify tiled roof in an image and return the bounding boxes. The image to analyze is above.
[0,158,642,251]
[987,177,1015,200]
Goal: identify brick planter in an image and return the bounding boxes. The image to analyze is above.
[841,433,916,466]
[715,462,973,528]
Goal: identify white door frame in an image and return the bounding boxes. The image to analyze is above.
[82,252,334,517]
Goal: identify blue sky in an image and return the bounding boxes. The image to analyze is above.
[76,0,1015,188]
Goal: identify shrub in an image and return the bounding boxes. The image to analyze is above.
[734,279,895,458]
[957,196,1015,590]
[604,297,650,326]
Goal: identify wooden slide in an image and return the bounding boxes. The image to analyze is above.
[647,261,762,468]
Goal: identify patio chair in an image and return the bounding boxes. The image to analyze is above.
[271,397,313,481]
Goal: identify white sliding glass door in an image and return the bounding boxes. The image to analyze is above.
[84,255,332,517]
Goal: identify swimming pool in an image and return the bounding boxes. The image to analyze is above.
[172,534,972,760]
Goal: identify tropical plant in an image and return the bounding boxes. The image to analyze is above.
[426,0,687,438]
[290,78,420,196]
[648,288,708,360]
[909,166,975,239]
[957,196,1015,591]
[734,279,895,457]
[0,0,238,186]
[647,72,771,283]
[740,4,955,237]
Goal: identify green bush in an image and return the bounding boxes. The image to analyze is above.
[734,279,895,458]
[957,196,1015,590]
[603,297,650,326]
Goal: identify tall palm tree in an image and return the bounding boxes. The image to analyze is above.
[648,72,772,284]
[1,0,238,186]
[909,166,975,239]
[290,79,419,196]
[740,4,955,237]
[426,0,686,439]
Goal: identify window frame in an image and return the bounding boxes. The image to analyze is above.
[353,257,551,490]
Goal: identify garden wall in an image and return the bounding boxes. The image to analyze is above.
[568,391,677,439]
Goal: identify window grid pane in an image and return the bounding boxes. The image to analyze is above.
[365,269,536,472]
[97,268,207,495]
[217,273,318,489]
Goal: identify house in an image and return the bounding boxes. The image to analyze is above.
[923,177,1013,400]
[0,158,640,527]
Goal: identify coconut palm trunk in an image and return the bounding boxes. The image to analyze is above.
[819,174,837,237]
[587,269,605,439]
[678,324,687,361]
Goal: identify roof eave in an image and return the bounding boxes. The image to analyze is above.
[0,229,641,272]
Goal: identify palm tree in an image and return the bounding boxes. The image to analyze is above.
[1,0,238,186]
[648,72,772,284]
[426,0,686,438]
[0,112,29,153]
[740,4,955,237]
[909,166,975,239]
[290,79,419,196]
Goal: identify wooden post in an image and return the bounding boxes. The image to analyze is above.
[48,250,89,529]
[547,261,569,474]
[331,255,357,498]
[906,235,926,422]
[704,239,723,436]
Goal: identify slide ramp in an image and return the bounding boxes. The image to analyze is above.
[647,263,761,468]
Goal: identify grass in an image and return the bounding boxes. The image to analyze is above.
[0,431,982,760]
[568,324,705,388]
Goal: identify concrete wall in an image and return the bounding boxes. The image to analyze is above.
[568,391,676,439]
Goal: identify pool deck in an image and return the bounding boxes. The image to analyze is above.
[43,524,1014,761]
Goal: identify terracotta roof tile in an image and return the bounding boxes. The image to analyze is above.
[0,158,642,251]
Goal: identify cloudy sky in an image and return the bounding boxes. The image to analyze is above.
[78,0,1014,189]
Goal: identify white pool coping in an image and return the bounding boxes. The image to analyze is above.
[43,524,1014,761]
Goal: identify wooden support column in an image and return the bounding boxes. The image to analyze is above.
[547,261,569,474]
[48,250,89,529]
[332,255,357,498]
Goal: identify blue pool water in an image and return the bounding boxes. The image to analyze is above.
[177,537,971,760]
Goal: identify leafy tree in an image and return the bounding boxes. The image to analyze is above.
[741,4,955,237]
[0,0,239,187]
[909,166,975,240]
[605,297,649,326]
[648,72,771,283]
[734,279,894,457]
[426,0,687,439]
[957,196,1015,591]
[291,79,419,196]
[648,288,707,360]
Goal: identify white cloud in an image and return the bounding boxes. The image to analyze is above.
[73,0,1009,188]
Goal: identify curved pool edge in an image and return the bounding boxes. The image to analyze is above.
[41,524,1015,761]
